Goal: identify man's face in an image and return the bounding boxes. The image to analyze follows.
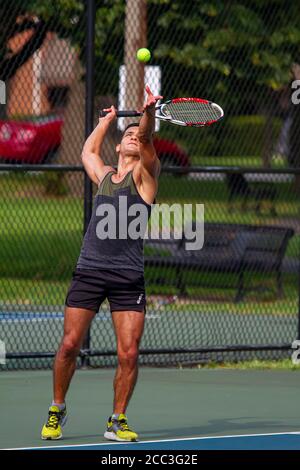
[118,126,140,158]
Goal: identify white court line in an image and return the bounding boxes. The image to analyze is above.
[4,431,300,450]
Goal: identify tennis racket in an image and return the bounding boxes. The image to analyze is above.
[99,98,224,127]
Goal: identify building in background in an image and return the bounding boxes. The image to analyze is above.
[7,27,77,117]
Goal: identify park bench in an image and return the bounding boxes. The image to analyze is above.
[144,223,294,302]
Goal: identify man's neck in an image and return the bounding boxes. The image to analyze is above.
[117,155,139,177]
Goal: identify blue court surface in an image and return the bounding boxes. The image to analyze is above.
[6,433,300,450]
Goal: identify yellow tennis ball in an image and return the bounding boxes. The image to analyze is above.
[136,48,151,63]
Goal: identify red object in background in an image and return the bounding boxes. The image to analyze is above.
[0,115,190,167]
[0,116,63,164]
[153,137,190,168]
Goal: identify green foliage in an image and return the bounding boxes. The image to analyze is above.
[148,0,300,111]
[2,0,300,108]
[217,115,282,157]
[158,115,282,159]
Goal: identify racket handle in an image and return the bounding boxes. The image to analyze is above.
[99,110,143,118]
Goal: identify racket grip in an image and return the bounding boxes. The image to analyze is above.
[99,110,142,118]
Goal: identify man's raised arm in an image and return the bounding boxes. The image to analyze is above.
[137,85,163,178]
[81,106,116,185]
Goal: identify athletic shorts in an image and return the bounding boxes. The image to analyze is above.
[65,268,146,313]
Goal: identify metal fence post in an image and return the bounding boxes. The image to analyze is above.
[81,0,95,368]
[298,242,300,341]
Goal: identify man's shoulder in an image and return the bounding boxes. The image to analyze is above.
[133,158,160,179]
[98,165,115,186]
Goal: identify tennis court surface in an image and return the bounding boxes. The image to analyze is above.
[2,368,300,450]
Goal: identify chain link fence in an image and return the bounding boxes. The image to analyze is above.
[0,0,300,370]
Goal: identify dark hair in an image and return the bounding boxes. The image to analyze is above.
[123,122,139,134]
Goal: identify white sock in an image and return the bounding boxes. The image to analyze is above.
[51,401,66,411]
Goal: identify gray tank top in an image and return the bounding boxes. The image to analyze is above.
[77,171,152,272]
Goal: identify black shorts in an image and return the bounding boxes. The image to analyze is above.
[65,268,146,313]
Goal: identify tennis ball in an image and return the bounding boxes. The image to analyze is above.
[136,48,151,63]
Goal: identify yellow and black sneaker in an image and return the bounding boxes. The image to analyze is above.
[41,405,67,440]
[104,414,138,442]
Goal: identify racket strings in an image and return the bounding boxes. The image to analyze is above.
[163,101,221,126]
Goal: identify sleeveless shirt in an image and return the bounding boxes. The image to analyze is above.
[76,171,152,272]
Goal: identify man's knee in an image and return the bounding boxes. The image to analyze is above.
[118,346,139,366]
[59,336,81,358]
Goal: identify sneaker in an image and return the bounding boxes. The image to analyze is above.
[41,405,67,440]
[104,413,138,442]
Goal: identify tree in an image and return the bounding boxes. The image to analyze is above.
[3,0,300,111]
[146,0,300,113]
[0,0,124,162]
[0,0,84,119]
[146,0,300,167]
[2,0,300,166]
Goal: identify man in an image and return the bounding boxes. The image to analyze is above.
[41,85,162,442]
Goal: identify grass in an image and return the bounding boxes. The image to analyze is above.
[0,172,299,309]
[158,174,299,203]
[193,359,300,370]
[146,279,298,316]
[156,175,300,258]
[191,155,286,167]
[1,276,298,313]
[0,279,70,307]
[0,173,83,281]
[1,170,298,370]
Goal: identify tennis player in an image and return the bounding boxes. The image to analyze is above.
[41,85,162,442]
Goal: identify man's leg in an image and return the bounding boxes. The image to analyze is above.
[111,310,145,414]
[53,306,96,403]
[41,306,95,440]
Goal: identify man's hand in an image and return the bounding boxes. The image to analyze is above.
[138,85,163,141]
[99,105,117,124]
[143,85,163,115]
